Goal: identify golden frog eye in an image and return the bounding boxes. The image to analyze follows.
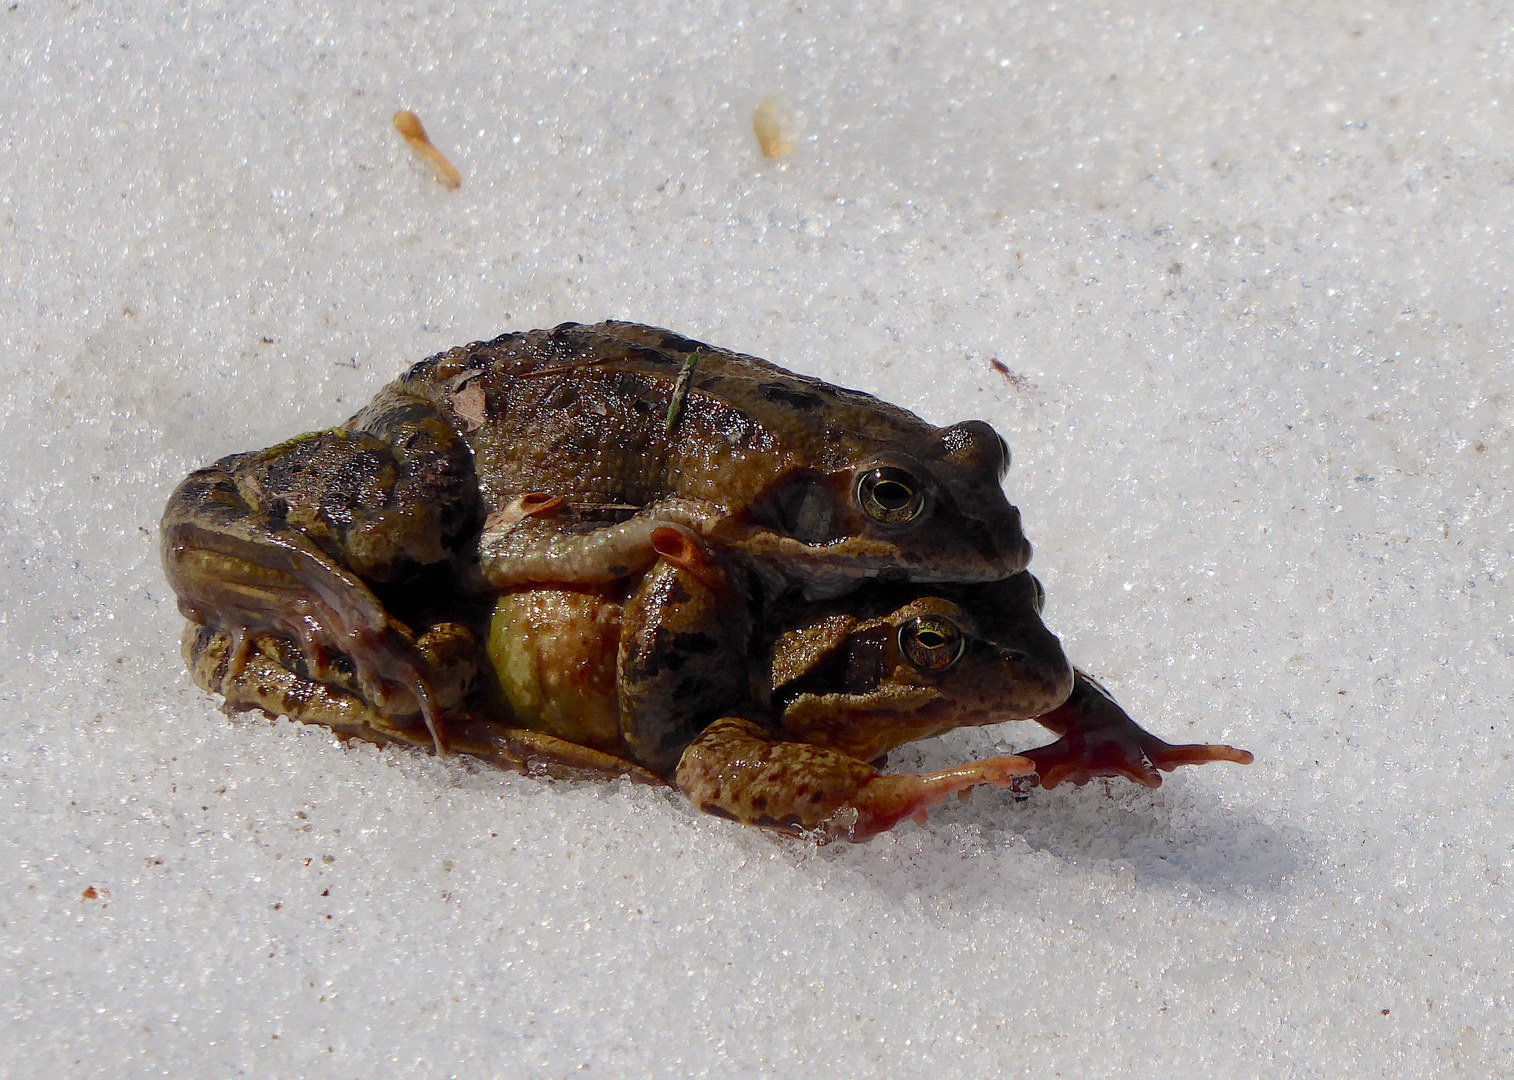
[856,467,926,525]
[898,615,966,672]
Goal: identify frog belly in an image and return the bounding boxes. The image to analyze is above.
[486,589,626,754]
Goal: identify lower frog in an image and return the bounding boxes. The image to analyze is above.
[183,538,1251,841]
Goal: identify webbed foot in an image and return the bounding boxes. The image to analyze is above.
[1022,670,1253,789]
[184,623,476,750]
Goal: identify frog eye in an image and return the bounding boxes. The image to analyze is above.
[898,615,966,672]
[856,467,926,525]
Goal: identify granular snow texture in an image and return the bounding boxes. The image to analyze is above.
[2,2,1510,1077]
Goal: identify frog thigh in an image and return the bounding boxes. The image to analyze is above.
[616,530,753,776]
[675,716,1034,843]
[278,390,483,582]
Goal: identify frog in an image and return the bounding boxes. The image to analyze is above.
[162,321,1034,757]
[182,535,1251,842]
[183,554,1067,839]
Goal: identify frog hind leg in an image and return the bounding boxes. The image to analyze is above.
[449,724,665,785]
[675,716,1036,843]
[186,624,662,784]
[1021,669,1254,790]
[616,528,753,776]
[162,402,479,753]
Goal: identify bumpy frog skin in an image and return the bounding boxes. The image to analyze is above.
[162,321,1032,754]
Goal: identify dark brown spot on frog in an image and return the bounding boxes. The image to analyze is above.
[333,448,390,488]
[843,626,892,694]
[541,383,579,410]
[622,344,677,368]
[656,330,715,355]
[624,629,722,680]
[759,382,827,410]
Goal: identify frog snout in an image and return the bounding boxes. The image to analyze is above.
[1000,629,1075,714]
[947,505,1033,580]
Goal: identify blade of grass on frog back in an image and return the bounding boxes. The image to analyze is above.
[664,350,702,434]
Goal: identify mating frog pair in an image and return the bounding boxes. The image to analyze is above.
[162,321,1250,840]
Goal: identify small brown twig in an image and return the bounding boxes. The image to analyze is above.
[393,110,461,190]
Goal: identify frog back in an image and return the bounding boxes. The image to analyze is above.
[391,321,1031,582]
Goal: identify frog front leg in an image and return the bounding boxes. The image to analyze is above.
[161,388,482,752]
[1020,670,1254,789]
[617,528,754,776]
[675,716,1035,842]
[476,494,725,587]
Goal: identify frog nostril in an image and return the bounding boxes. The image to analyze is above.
[1004,650,1027,664]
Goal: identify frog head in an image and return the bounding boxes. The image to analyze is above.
[764,572,1073,763]
[734,418,1034,596]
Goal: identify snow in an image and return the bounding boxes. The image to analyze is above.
[2,1,1510,1076]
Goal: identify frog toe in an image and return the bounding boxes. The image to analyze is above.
[1145,741,1255,772]
[842,754,1037,840]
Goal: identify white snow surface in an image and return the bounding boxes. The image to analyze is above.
[3,2,1511,1076]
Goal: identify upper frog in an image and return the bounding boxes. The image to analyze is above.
[395,320,1031,591]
